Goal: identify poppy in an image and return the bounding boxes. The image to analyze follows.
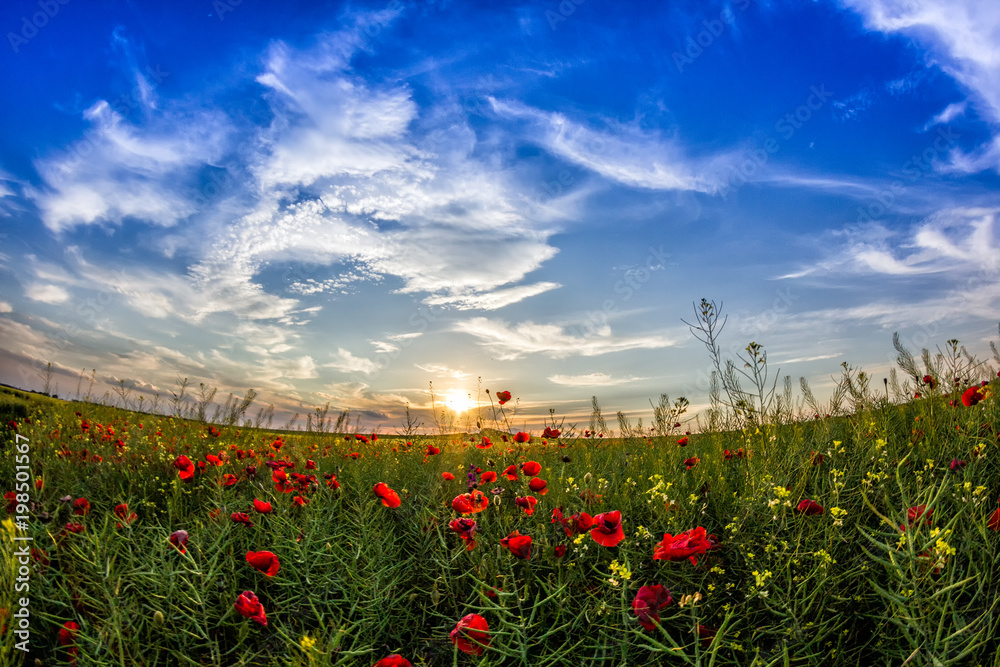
[450,613,490,656]
[305,459,317,470]
[222,474,239,487]
[554,544,567,558]
[962,386,987,407]
[557,510,595,537]
[900,504,933,531]
[683,457,700,470]
[373,656,413,667]
[449,518,478,550]
[72,498,90,516]
[542,427,561,438]
[292,495,308,507]
[496,391,511,405]
[168,530,189,554]
[521,461,541,476]
[206,454,223,466]
[503,464,519,481]
[528,478,548,495]
[922,374,936,389]
[234,590,267,626]
[442,472,455,481]
[796,499,824,515]
[246,550,280,577]
[114,503,137,528]
[253,499,273,514]
[987,501,1000,532]
[477,437,492,449]
[480,471,497,484]
[173,455,195,482]
[58,620,80,664]
[452,490,489,514]
[427,444,441,456]
[373,483,402,508]
[500,530,532,559]
[632,584,673,630]
[591,511,625,547]
[208,508,222,521]
[513,432,531,444]
[515,496,537,515]
[677,436,689,446]
[653,527,715,566]
[231,512,254,527]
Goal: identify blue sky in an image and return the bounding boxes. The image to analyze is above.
[1,0,998,431]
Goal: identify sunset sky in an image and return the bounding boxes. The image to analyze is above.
[1,0,998,431]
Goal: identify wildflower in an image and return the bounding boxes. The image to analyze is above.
[253,499,273,514]
[950,459,967,472]
[900,504,933,531]
[677,436,689,446]
[72,498,90,516]
[452,490,489,514]
[373,483,401,508]
[543,427,561,438]
[480,471,497,484]
[922,374,936,389]
[477,437,492,449]
[653,527,715,566]
[503,464,519,481]
[554,544,567,558]
[683,457,700,470]
[449,518,478,550]
[987,501,1000,532]
[173,455,195,482]
[168,530,189,553]
[234,590,267,626]
[442,472,455,481]
[231,512,254,527]
[58,621,80,664]
[222,474,239,487]
[521,461,541,476]
[528,478,548,495]
[515,496,537,515]
[246,550,280,577]
[632,585,672,630]
[796,499,824,515]
[450,613,490,656]
[373,656,413,667]
[496,391,511,405]
[513,431,531,444]
[426,443,441,456]
[114,503,137,528]
[292,495,308,507]
[591,511,625,547]
[962,385,987,407]
[500,530,532,559]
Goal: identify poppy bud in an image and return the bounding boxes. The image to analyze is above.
[153,610,165,625]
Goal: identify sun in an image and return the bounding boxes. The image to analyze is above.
[443,389,476,413]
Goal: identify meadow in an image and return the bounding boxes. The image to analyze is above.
[2,326,1000,666]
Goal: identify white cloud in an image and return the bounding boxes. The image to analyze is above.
[455,317,677,360]
[415,363,469,379]
[549,372,648,387]
[25,284,69,304]
[0,301,11,313]
[325,348,380,375]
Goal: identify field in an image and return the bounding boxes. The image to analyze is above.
[3,352,1000,666]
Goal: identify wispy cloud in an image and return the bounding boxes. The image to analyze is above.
[548,372,649,387]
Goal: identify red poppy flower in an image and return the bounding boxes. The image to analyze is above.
[114,503,137,528]
[480,471,497,484]
[305,459,317,470]
[591,510,625,547]
[173,455,195,482]
[427,444,441,456]
[542,426,561,438]
[558,510,596,537]
[206,454,223,466]
[653,526,715,566]
[796,499,824,515]
[515,496,538,515]
[292,495,308,507]
[521,461,541,476]
[987,501,1000,532]
[234,590,267,626]
[58,620,80,663]
[246,550,280,577]
[449,517,478,550]
[373,655,413,667]
[452,490,489,514]
[222,474,239,487]
[374,483,401,508]
[962,386,987,407]
[500,529,532,559]
[231,512,254,527]
[513,431,531,444]
[168,529,189,554]
[496,391,512,405]
[477,437,492,449]
[208,508,222,521]
[502,464,519,481]
[554,544,567,558]
[451,613,490,656]
[632,584,673,630]
[73,498,90,516]
[528,478,548,495]
[677,436,689,446]
[683,457,700,470]
[253,499,273,514]
[900,504,933,531]
[442,472,455,481]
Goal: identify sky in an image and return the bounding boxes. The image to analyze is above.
[1,0,999,432]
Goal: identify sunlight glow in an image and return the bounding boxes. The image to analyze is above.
[443,389,476,413]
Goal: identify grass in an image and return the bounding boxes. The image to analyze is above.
[2,358,1000,665]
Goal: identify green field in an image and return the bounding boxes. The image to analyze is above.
[3,353,1000,666]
